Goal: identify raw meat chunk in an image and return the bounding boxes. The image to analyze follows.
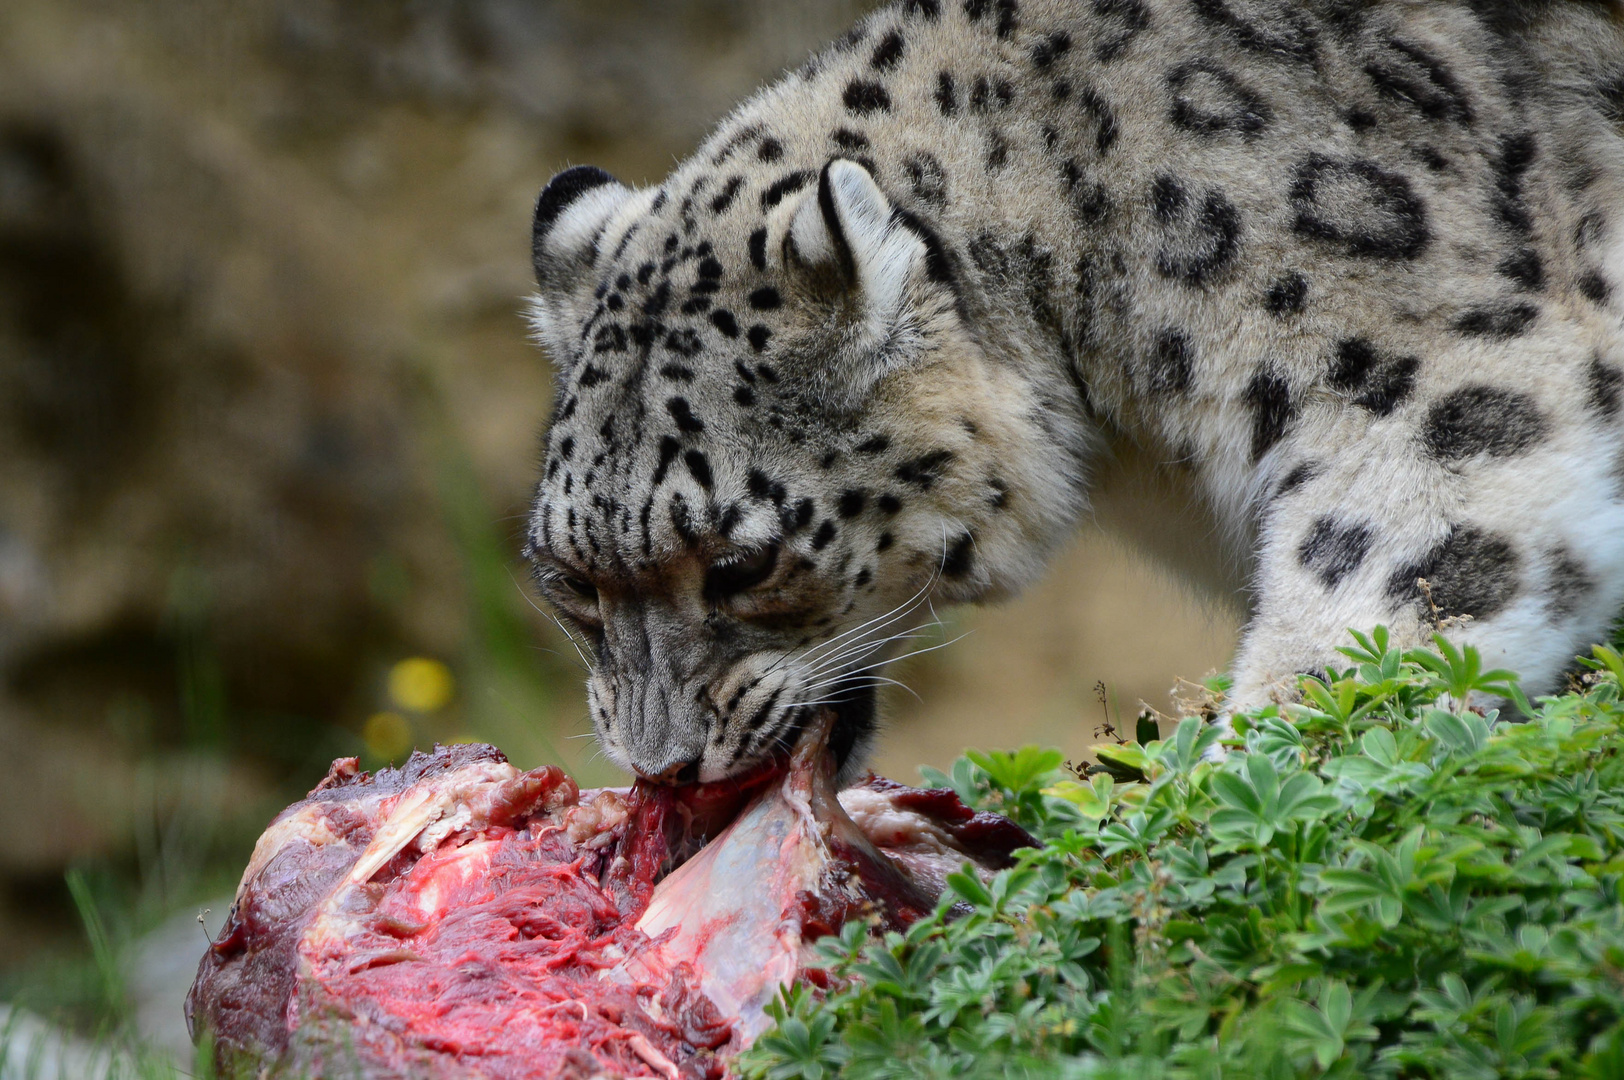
[187,719,1031,1078]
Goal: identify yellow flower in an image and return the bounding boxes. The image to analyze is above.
[388,657,455,713]
[363,711,414,762]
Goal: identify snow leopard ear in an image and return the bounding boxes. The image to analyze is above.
[785,160,932,403]
[532,165,632,285]
[529,166,634,363]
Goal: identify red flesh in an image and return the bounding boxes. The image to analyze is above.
[188,733,1032,1078]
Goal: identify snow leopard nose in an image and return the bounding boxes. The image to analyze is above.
[645,759,700,786]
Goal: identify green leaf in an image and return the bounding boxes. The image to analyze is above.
[1424,707,1489,754]
[946,867,993,908]
[1094,742,1154,782]
[966,746,1064,792]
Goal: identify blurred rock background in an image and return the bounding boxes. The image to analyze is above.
[0,0,1239,1056]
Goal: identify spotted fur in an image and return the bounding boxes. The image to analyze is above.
[525,0,1624,782]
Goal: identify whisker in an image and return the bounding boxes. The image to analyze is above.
[798,672,921,699]
[799,611,949,674]
[767,707,812,758]
[760,551,951,688]
[790,674,923,708]
[510,568,593,672]
[740,707,795,762]
[801,630,971,691]
[788,625,969,717]
[821,535,958,650]
[531,645,589,669]
[798,625,940,677]
[785,568,941,670]
[789,698,872,710]
[798,632,939,685]
[794,590,925,665]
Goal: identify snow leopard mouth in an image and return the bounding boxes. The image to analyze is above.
[827,677,879,772]
[757,677,879,788]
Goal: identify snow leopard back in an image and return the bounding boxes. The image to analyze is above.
[525,0,1624,781]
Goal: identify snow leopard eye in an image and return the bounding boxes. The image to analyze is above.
[704,543,779,601]
[559,574,599,602]
[533,566,601,627]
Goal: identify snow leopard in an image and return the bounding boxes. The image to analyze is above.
[522,0,1624,783]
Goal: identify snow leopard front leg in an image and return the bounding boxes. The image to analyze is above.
[1226,363,1624,715]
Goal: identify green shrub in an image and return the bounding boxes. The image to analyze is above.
[740,629,1624,1079]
